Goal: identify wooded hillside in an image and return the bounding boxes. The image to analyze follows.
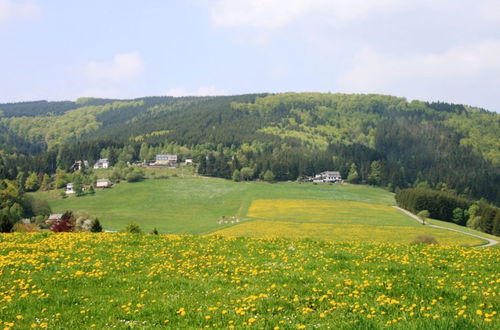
[1,93,499,203]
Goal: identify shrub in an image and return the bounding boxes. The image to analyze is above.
[151,228,159,235]
[0,214,14,233]
[13,222,40,232]
[412,235,439,245]
[51,211,75,232]
[126,169,145,182]
[263,170,275,183]
[122,223,143,234]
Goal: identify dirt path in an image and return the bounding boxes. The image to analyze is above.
[393,206,498,248]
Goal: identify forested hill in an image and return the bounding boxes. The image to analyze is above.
[0,93,499,203]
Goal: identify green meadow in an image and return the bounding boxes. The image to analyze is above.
[32,176,494,246]
[35,176,395,234]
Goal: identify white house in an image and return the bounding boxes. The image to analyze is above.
[311,171,342,183]
[96,178,112,188]
[155,154,177,166]
[184,159,193,165]
[72,160,89,171]
[65,183,75,194]
[93,158,109,169]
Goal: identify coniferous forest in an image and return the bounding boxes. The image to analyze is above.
[0,93,499,220]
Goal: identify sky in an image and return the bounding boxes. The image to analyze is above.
[1,0,500,112]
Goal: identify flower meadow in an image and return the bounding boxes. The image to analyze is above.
[0,233,498,329]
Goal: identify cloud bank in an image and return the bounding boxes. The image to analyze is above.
[0,0,40,25]
[166,86,227,97]
[84,52,144,82]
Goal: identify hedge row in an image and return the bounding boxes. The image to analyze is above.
[395,188,500,236]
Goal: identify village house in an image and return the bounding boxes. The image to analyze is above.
[65,183,74,194]
[154,154,178,166]
[96,178,112,188]
[93,158,109,169]
[311,171,342,183]
[184,159,193,165]
[72,160,89,171]
[45,214,63,228]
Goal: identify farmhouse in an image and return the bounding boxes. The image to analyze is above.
[155,154,178,166]
[185,159,193,165]
[45,214,63,228]
[65,183,75,194]
[311,171,342,183]
[93,158,109,169]
[96,178,112,188]
[72,160,89,171]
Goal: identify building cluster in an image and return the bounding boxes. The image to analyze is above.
[308,171,342,183]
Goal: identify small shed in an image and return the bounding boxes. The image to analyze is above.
[96,179,112,188]
[65,183,74,194]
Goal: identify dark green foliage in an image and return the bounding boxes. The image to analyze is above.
[0,214,14,233]
[396,188,500,235]
[151,228,159,235]
[90,218,103,233]
[0,93,498,204]
[126,168,145,182]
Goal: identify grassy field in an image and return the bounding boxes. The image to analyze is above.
[0,233,497,329]
[34,177,397,234]
[212,199,486,245]
[32,176,493,245]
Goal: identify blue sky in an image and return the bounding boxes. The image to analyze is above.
[1,0,500,112]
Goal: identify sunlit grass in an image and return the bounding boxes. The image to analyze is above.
[0,233,497,329]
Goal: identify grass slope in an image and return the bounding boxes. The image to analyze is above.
[36,177,488,245]
[40,177,395,234]
[0,233,498,329]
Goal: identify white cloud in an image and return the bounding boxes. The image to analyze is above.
[0,0,40,24]
[84,52,144,82]
[210,0,404,29]
[166,86,228,97]
[337,41,500,106]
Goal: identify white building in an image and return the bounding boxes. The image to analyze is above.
[311,171,342,183]
[93,158,109,169]
[184,159,193,165]
[96,178,112,188]
[65,183,75,194]
[155,154,177,166]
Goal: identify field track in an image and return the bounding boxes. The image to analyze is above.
[393,206,498,247]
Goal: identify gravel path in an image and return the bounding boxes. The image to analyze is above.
[393,206,498,248]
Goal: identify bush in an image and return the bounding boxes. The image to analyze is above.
[0,214,14,233]
[151,228,159,235]
[13,222,40,232]
[122,223,143,234]
[263,170,275,183]
[51,211,75,232]
[412,235,439,245]
[126,169,145,182]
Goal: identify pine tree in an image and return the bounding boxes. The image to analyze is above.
[90,218,103,232]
